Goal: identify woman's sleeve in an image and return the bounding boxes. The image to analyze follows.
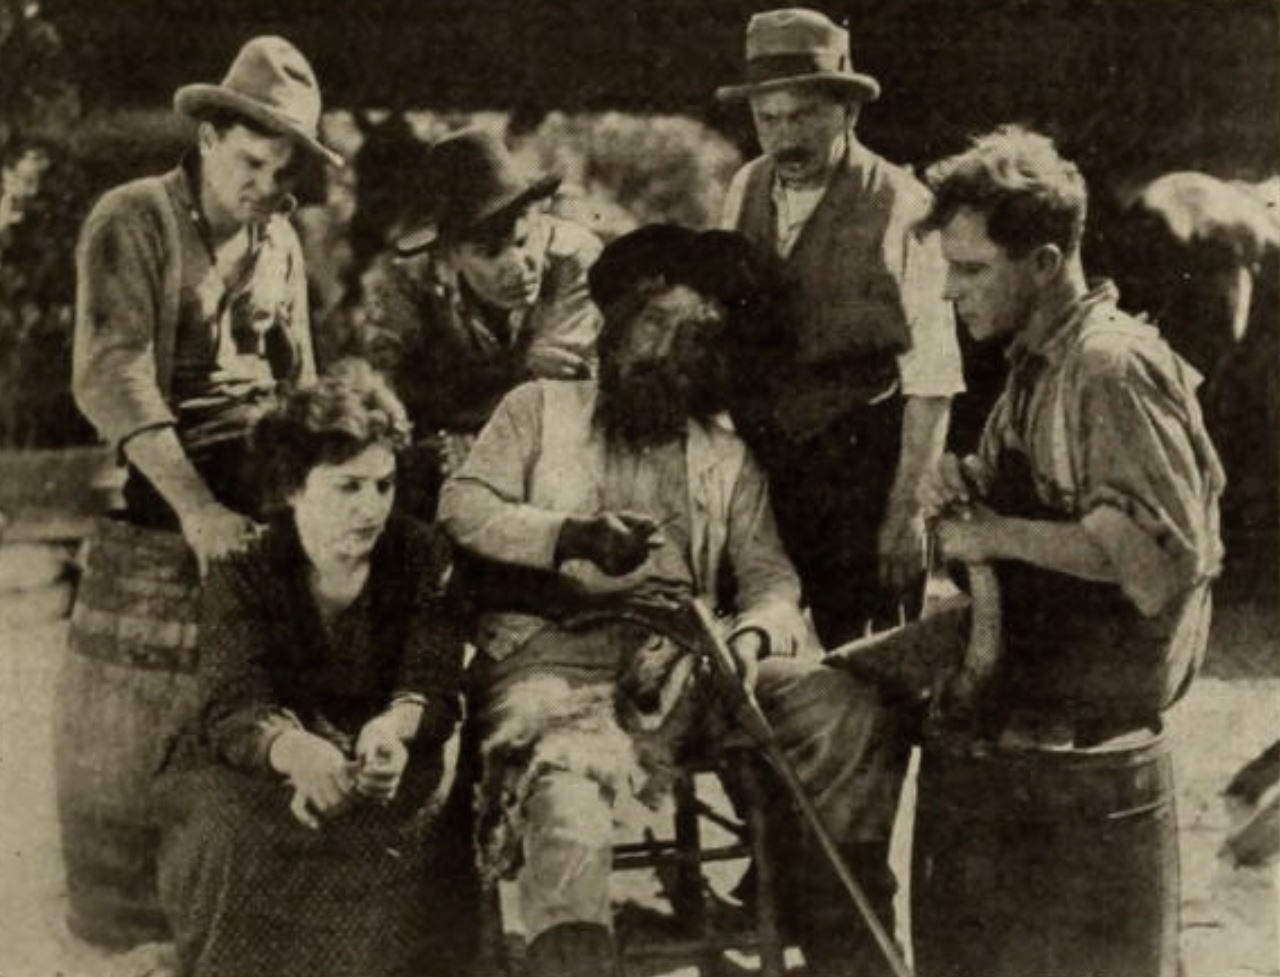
[393,527,466,745]
[198,551,302,772]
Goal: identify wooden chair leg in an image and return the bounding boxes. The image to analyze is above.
[675,773,727,977]
[672,774,705,921]
[733,754,786,977]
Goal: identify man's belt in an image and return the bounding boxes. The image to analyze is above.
[769,356,901,442]
[997,709,1164,751]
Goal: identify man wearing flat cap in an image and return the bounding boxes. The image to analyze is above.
[73,35,340,567]
[438,225,907,977]
[718,9,964,650]
[343,126,603,519]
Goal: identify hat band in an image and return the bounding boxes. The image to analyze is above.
[744,51,851,84]
[226,80,320,133]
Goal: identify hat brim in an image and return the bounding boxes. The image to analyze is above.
[395,174,561,257]
[715,71,881,103]
[174,84,344,168]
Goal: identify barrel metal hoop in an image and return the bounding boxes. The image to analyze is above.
[1105,798,1173,821]
[67,626,199,672]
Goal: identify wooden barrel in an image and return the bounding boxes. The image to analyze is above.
[911,728,1180,977]
[53,517,202,948]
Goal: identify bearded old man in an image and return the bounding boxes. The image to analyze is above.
[437,225,909,977]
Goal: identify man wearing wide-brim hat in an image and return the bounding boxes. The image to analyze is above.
[73,35,342,565]
[438,222,909,977]
[340,126,603,520]
[63,35,346,964]
[716,7,963,976]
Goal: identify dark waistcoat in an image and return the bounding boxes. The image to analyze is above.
[734,147,918,437]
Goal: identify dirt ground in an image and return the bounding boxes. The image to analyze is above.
[0,603,1276,977]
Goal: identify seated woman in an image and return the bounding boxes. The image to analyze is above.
[152,359,466,977]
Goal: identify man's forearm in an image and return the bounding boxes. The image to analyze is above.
[989,517,1118,583]
[889,395,951,510]
[122,426,218,523]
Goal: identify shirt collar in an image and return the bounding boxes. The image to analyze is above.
[170,151,294,245]
[1007,279,1120,364]
[163,153,198,214]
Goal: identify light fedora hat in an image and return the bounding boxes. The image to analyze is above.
[174,36,343,167]
[716,8,880,103]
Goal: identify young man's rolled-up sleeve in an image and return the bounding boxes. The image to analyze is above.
[1075,348,1223,616]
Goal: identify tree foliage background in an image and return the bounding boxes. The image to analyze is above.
[42,0,1280,181]
[0,0,91,448]
[2,0,1277,449]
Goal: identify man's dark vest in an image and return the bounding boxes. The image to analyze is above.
[734,147,920,439]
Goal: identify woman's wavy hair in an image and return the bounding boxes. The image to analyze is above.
[252,358,412,507]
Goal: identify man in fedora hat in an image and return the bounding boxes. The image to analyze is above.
[341,126,603,519]
[718,9,964,652]
[61,33,341,953]
[73,35,341,568]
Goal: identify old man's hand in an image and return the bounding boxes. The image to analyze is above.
[557,511,658,576]
[727,627,769,692]
[878,504,928,595]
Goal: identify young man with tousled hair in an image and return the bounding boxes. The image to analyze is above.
[833,125,1224,977]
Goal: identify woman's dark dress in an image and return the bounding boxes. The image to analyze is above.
[152,514,465,977]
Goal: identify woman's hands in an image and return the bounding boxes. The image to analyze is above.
[352,714,410,804]
[269,729,356,830]
[269,706,416,828]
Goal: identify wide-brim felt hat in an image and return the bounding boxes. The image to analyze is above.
[395,127,561,255]
[174,36,343,168]
[716,8,880,103]
[588,224,767,313]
